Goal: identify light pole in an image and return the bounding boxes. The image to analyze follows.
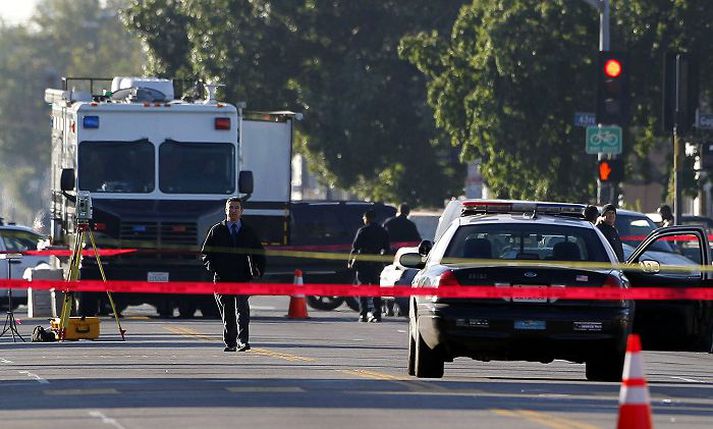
[582,0,613,204]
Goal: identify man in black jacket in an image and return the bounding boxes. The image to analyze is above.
[201,197,265,352]
[383,203,421,249]
[349,210,390,322]
[596,204,625,262]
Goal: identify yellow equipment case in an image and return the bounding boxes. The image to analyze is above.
[51,316,101,340]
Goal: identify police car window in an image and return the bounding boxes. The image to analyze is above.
[159,141,235,194]
[78,140,155,193]
[1,230,42,252]
[441,224,609,263]
[616,213,673,253]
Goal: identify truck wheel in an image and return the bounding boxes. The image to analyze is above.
[306,296,344,311]
[415,320,444,378]
[199,303,220,319]
[178,302,197,318]
[76,292,100,316]
[345,297,360,312]
[155,301,174,318]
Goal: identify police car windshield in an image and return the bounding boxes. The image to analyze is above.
[78,140,155,193]
[442,223,610,263]
[159,141,235,194]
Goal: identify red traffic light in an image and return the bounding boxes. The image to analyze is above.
[604,59,622,78]
[598,159,623,182]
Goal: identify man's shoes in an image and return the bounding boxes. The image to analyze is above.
[358,315,368,322]
[237,343,251,352]
[224,346,237,352]
[368,315,381,323]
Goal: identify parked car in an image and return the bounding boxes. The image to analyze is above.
[402,200,712,380]
[0,222,50,310]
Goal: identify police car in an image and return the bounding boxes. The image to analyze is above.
[403,200,712,380]
[0,222,49,310]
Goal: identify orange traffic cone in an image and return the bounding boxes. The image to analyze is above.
[287,269,309,319]
[617,334,653,429]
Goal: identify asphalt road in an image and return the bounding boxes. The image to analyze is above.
[1,296,711,429]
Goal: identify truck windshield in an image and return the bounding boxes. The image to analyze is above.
[159,140,235,194]
[78,140,155,193]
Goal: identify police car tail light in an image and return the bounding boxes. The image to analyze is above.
[602,275,624,288]
[436,270,461,287]
[215,117,231,130]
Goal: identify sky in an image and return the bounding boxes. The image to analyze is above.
[0,1,38,24]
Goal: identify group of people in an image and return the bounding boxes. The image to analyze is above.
[200,198,421,352]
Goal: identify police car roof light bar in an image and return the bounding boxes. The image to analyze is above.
[460,200,587,218]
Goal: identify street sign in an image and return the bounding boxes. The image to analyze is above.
[586,125,622,154]
[697,113,713,130]
[574,112,597,128]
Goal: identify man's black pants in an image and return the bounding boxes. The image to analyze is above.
[215,293,250,347]
[356,269,381,319]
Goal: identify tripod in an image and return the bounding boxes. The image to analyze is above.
[58,221,125,341]
[0,254,25,342]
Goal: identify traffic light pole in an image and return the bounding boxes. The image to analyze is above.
[673,126,683,224]
[583,0,612,205]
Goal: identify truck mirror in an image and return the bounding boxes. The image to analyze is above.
[238,170,254,195]
[60,168,75,191]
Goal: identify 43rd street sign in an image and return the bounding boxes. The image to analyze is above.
[586,125,622,154]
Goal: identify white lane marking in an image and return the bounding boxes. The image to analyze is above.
[670,376,705,383]
[1,357,13,364]
[18,370,49,384]
[396,329,406,333]
[252,305,276,310]
[88,411,127,429]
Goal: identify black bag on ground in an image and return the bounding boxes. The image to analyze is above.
[31,325,56,342]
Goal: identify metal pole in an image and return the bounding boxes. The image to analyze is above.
[596,0,611,204]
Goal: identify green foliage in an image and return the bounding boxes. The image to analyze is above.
[0,0,144,225]
[123,0,468,206]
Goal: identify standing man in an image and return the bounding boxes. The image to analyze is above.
[596,204,625,262]
[349,209,390,323]
[201,197,265,352]
[383,203,421,249]
[584,205,600,224]
[658,204,674,227]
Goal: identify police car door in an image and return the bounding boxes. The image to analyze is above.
[624,226,713,351]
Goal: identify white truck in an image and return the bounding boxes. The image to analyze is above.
[45,77,296,317]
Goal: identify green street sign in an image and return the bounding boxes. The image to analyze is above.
[586,125,622,154]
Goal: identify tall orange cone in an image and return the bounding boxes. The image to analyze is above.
[287,269,309,319]
[617,334,653,429]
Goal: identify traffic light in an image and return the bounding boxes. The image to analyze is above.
[662,52,699,135]
[596,51,629,126]
[598,158,623,182]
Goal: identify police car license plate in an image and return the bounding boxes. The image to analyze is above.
[148,272,169,282]
[512,285,547,303]
[514,320,546,330]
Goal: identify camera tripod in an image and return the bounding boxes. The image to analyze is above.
[57,221,125,341]
[0,254,25,342]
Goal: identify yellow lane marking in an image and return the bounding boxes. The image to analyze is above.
[226,387,304,393]
[492,409,600,429]
[165,325,215,341]
[45,388,119,395]
[337,369,406,381]
[123,316,150,320]
[163,326,316,362]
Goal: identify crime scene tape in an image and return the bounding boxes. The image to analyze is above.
[1,279,713,300]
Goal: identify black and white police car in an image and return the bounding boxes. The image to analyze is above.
[402,200,712,381]
[0,222,50,310]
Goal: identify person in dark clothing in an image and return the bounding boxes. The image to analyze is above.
[584,205,600,224]
[201,197,265,352]
[383,203,421,248]
[349,209,390,323]
[596,204,625,262]
[658,204,674,227]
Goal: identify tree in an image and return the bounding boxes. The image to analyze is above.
[0,0,144,226]
[403,1,599,201]
[123,0,468,206]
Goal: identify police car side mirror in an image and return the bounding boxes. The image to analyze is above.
[60,168,75,191]
[399,252,424,269]
[239,170,254,195]
[418,240,433,256]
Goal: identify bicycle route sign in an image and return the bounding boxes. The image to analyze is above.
[585,125,622,154]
